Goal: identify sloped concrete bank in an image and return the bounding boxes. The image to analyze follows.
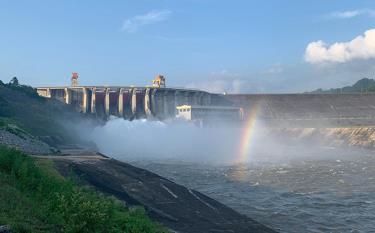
[51,152,276,233]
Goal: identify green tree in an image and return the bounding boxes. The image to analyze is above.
[9,77,19,86]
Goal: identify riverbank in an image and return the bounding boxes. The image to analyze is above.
[268,127,375,149]
[45,149,275,233]
[0,130,276,232]
[0,146,165,233]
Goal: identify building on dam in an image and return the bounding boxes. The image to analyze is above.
[176,105,244,126]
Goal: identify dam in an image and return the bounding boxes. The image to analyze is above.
[226,93,375,126]
[36,86,216,120]
[36,75,221,120]
[36,73,375,126]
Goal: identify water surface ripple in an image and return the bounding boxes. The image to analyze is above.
[130,149,375,233]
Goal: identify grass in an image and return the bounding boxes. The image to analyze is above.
[0,146,166,233]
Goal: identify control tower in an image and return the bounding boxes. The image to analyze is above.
[71,72,79,87]
[152,75,166,88]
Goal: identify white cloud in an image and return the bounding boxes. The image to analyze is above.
[327,9,375,19]
[121,10,171,33]
[329,10,360,19]
[305,28,375,64]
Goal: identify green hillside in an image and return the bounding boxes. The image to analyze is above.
[0,78,97,146]
[310,78,375,94]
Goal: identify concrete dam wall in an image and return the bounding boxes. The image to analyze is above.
[225,94,375,126]
[37,86,222,120]
[37,86,375,127]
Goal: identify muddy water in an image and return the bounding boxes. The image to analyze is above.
[129,148,375,233]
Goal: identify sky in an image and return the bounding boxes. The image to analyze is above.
[1,0,375,93]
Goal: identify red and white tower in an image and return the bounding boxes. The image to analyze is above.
[71,72,78,87]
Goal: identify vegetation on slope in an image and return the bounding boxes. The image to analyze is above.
[0,145,165,233]
[0,77,98,146]
[310,78,375,94]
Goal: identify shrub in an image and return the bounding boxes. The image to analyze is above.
[5,84,41,99]
[0,96,14,117]
[0,146,165,233]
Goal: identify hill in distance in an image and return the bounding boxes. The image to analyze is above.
[309,78,375,94]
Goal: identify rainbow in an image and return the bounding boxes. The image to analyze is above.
[236,104,260,163]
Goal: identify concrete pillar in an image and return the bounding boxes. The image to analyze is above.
[105,88,110,116]
[197,92,204,105]
[151,89,158,117]
[124,88,133,119]
[64,88,71,104]
[203,93,211,105]
[46,88,51,98]
[91,87,96,114]
[163,91,169,118]
[184,92,190,105]
[118,88,124,117]
[174,91,180,115]
[192,92,200,105]
[82,87,88,113]
[174,91,181,107]
[144,88,152,118]
[131,88,137,115]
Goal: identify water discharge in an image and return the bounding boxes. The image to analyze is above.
[90,117,245,163]
[89,117,321,164]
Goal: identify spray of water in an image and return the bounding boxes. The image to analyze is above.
[89,117,247,163]
[87,116,362,167]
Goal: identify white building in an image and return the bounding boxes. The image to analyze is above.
[176,105,243,123]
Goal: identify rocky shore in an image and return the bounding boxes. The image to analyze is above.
[270,127,375,149]
[0,129,52,155]
[0,225,11,233]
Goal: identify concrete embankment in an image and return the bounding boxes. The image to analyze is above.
[50,151,276,233]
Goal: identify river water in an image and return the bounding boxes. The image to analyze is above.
[129,147,375,233]
[91,119,375,232]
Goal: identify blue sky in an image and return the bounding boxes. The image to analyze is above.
[1,0,375,93]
